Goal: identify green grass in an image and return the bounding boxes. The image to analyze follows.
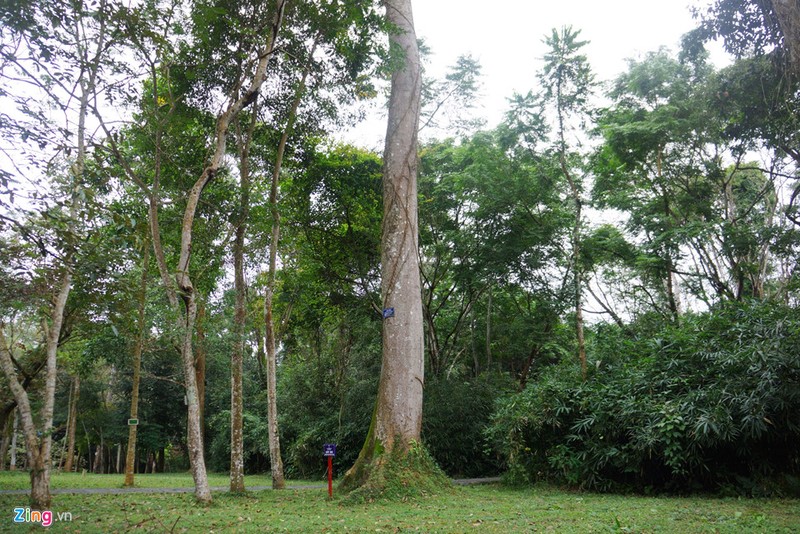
[0,480,798,532]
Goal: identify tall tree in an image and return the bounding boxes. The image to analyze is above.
[540,27,595,378]
[123,241,149,486]
[63,374,80,472]
[260,44,316,490]
[230,108,257,494]
[342,0,435,493]
[100,0,288,503]
[164,0,285,501]
[0,0,109,506]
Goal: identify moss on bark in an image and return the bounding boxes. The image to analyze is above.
[340,440,451,503]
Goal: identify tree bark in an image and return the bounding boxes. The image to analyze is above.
[9,410,17,471]
[772,0,800,79]
[0,410,11,470]
[195,300,207,442]
[230,107,258,494]
[485,286,493,370]
[63,375,80,472]
[342,0,424,489]
[124,244,149,486]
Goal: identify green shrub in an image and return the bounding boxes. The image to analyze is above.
[487,300,800,494]
[422,373,514,478]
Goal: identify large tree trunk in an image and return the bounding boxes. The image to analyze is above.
[342,0,428,492]
[63,375,80,472]
[772,0,800,78]
[124,245,149,486]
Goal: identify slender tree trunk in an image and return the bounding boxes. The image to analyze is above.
[37,269,72,503]
[573,218,587,380]
[485,286,492,370]
[4,3,104,506]
[64,375,79,472]
[173,0,286,504]
[519,344,540,390]
[13,6,91,499]
[94,434,104,474]
[231,106,258,494]
[230,202,248,493]
[0,411,11,470]
[124,244,149,486]
[97,0,286,505]
[471,303,479,376]
[177,292,210,502]
[263,126,287,491]
[9,410,17,471]
[195,300,207,444]
[263,48,314,490]
[558,109,587,379]
[342,0,426,490]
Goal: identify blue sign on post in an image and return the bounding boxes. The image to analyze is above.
[323,443,337,457]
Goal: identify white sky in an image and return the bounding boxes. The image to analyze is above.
[342,0,723,147]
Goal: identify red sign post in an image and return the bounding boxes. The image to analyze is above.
[323,443,336,498]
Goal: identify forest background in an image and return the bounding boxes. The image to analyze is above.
[1,0,799,507]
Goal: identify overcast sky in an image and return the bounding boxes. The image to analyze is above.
[342,0,723,147]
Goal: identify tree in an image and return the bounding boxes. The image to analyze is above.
[695,0,800,79]
[595,49,797,310]
[0,0,112,506]
[341,0,445,495]
[123,240,149,486]
[693,0,800,225]
[539,27,596,378]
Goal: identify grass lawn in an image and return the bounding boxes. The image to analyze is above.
[0,475,798,532]
[0,471,279,491]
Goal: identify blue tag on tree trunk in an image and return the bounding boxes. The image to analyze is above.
[382,307,395,319]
